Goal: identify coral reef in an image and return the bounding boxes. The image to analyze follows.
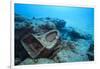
[15,14,94,65]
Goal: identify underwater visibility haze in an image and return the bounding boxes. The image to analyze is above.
[14,3,94,65]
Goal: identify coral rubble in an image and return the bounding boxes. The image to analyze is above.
[15,14,94,65]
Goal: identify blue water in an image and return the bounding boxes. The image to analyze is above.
[15,3,94,37]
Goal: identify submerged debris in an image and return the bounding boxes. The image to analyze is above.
[15,14,94,65]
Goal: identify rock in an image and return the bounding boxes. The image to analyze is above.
[56,39,90,62]
[15,58,21,65]
[15,13,26,22]
[57,49,89,62]
[15,14,33,29]
[31,19,56,35]
[15,14,94,65]
[15,39,30,65]
[19,58,35,65]
[66,27,92,41]
[87,43,94,61]
[74,39,90,55]
[35,58,55,64]
[50,18,66,29]
[17,57,56,65]
[57,26,92,41]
